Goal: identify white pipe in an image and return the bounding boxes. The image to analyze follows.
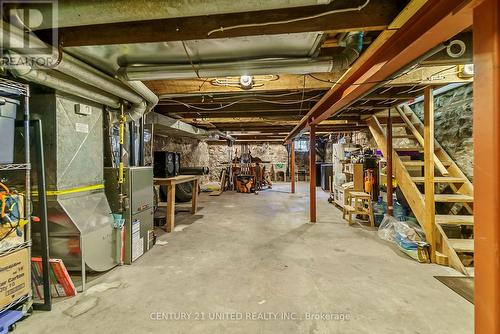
[2,20,158,120]
[120,57,336,81]
[10,63,121,108]
[119,32,364,81]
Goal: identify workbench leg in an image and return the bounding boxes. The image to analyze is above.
[192,179,199,214]
[167,185,175,233]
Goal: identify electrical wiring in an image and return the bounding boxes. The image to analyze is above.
[0,227,16,242]
[182,41,201,79]
[308,63,420,86]
[297,74,306,117]
[207,0,370,37]
[210,90,313,101]
[161,92,326,111]
[425,65,456,79]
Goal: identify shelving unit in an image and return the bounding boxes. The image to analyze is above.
[0,78,33,319]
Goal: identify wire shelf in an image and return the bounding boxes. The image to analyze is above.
[0,294,30,315]
[0,241,31,258]
[0,163,31,171]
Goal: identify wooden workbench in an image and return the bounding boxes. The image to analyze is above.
[153,175,200,232]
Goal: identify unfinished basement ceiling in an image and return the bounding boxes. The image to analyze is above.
[66,32,326,75]
[49,0,409,141]
[29,0,335,29]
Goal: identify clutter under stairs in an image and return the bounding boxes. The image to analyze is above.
[366,104,474,276]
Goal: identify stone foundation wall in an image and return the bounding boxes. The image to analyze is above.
[409,83,473,180]
[149,135,210,183]
[208,142,288,182]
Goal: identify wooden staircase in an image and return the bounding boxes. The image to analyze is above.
[366,104,474,275]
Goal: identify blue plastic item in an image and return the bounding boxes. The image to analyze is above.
[111,213,125,229]
[373,196,387,227]
[0,310,23,334]
[392,195,407,221]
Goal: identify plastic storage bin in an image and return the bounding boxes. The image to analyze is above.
[0,97,19,164]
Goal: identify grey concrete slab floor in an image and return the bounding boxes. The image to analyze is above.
[18,182,473,334]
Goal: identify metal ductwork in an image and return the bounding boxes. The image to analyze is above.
[1,21,158,121]
[332,31,364,71]
[9,62,121,108]
[146,112,234,142]
[118,32,363,81]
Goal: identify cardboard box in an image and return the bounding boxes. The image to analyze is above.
[0,248,30,309]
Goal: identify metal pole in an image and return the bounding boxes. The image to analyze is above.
[23,88,30,242]
[309,125,317,223]
[138,117,144,166]
[129,120,136,166]
[291,141,296,194]
[473,0,500,332]
[32,119,51,311]
[387,108,393,216]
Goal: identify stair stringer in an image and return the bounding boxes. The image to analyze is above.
[366,116,426,224]
[367,113,469,275]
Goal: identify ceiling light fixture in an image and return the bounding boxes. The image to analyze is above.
[239,75,253,89]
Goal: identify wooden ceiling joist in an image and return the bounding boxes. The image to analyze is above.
[146,73,339,95]
[43,0,404,46]
[284,0,477,142]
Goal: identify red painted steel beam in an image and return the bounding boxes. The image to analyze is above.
[284,0,477,143]
[473,0,500,333]
[309,125,317,223]
[386,107,393,216]
[290,141,296,194]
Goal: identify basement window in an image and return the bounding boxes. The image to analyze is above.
[295,139,309,152]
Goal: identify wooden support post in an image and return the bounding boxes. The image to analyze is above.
[473,1,500,332]
[291,141,296,194]
[309,125,317,223]
[424,87,436,263]
[387,107,394,216]
[191,178,199,214]
[167,184,175,233]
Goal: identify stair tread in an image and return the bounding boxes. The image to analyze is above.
[448,239,474,252]
[434,194,474,202]
[393,134,416,138]
[395,147,423,151]
[436,215,474,225]
[401,160,452,167]
[411,176,465,183]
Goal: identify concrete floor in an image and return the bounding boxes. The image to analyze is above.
[18,182,473,334]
